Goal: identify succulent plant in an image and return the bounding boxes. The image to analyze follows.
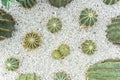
[54,71,71,80]
[17,73,41,80]
[106,16,120,44]
[23,32,42,50]
[49,0,72,8]
[5,57,19,71]
[52,44,70,60]
[87,59,120,80]
[81,40,96,55]
[47,18,62,33]
[79,8,98,27]
[16,0,37,8]
[0,9,15,41]
[103,0,119,5]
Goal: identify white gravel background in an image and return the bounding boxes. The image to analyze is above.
[0,0,120,80]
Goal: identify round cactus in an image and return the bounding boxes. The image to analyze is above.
[103,0,119,5]
[5,57,19,71]
[23,32,42,50]
[54,71,71,80]
[47,18,62,33]
[52,50,63,60]
[0,9,15,41]
[17,73,41,80]
[79,8,98,27]
[87,59,120,80]
[81,40,96,55]
[49,0,72,8]
[16,0,36,8]
[106,16,120,44]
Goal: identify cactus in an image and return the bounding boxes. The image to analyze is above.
[79,8,98,27]
[0,9,15,41]
[23,32,42,50]
[81,40,96,55]
[87,59,120,80]
[51,44,70,60]
[16,0,36,8]
[54,71,71,80]
[49,0,72,8]
[47,18,62,33]
[17,73,41,80]
[103,0,119,5]
[106,16,120,44]
[5,57,19,71]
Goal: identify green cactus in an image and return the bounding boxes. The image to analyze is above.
[5,57,19,71]
[106,16,120,44]
[79,8,98,27]
[87,59,120,80]
[17,73,41,80]
[47,18,62,33]
[103,0,119,5]
[54,71,71,80]
[0,9,15,41]
[23,32,42,50]
[52,50,63,60]
[49,0,72,8]
[16,0,36,8]
[81,40,96,55]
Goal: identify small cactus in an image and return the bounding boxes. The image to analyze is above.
[49,0,72,8]
[87,59,120,80]
[79,8,98,27]
[16,0,36,8]
[52,44,70,60]
[106,16,120,44]
[0,9,15,41]
[103,0,119,5]
[54,71,71,80]
[23,32,42,50]
[17,73,41,80]
[5,57,19,71]
[81,40,96,55]
[47,18,62,33]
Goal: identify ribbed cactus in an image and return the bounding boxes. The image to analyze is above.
[103,0,119,5]
[0,9,15,41]
[106,16,120,44]
[87,59,120,80]
[49,0,72,8]
[17,73,41,80]
[16,0,36,8]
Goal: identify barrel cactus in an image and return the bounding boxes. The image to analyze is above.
[49,0,72,8]
[54,71,71,80]
[87,59,120,80]
[79,8,98,27]
[17,73,41,80]
[47,18,62,33]
[16,0,37,8]
[103,0,119,5]
[106,16,120,44]
[0,9,15,41]
[52,44,70,60]
[5,57,19,71]
[23,32,42,50]
[81,40,96,55]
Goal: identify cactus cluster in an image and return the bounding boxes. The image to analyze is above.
[52,44,70,60]
[0,9,15,41]
[87,59,120,80]
[106,16,120,44]
[47,18,62,33]
[49,0,72,8]
[5,57,19,71]
[54,71,71,80]
[17,73,41,80]
[103,0,119,5]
